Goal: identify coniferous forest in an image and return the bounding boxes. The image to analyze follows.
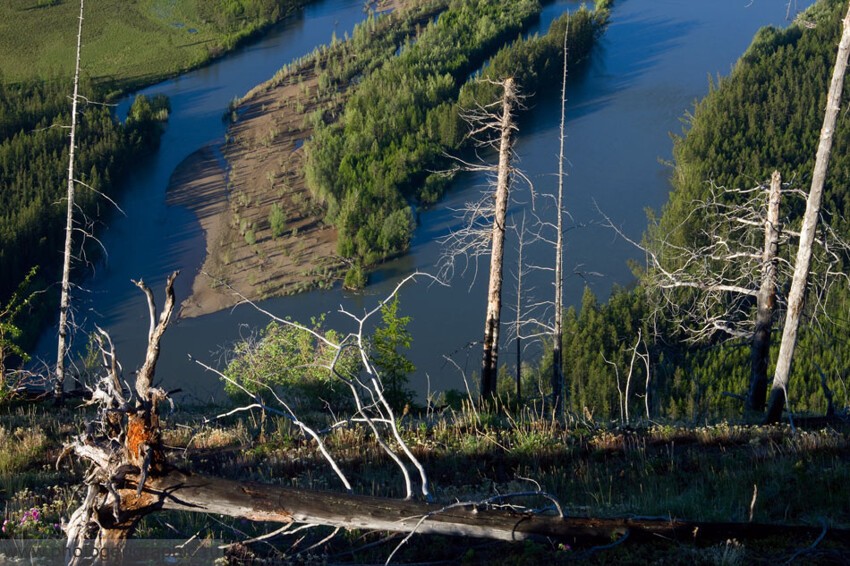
[1,1,850,564]
[0,81,166,341]
[554,0,850,422]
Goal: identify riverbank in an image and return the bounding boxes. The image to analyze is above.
[170,63,341,318]
[172,0,444,317]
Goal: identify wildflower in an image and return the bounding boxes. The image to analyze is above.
[20,508,40,525]
[2,518,8,533]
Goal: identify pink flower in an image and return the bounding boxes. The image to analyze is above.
[20,508,40,525]
[2,519,8,533]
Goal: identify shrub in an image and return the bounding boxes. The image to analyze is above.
[269,203,287,238]
[224,318,359,416]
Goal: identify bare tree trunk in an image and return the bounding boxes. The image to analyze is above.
[552,25,569,415]
[766,2,850,423]
[747,171,781,413]
[515,215,524,406]
[480,78,516,401]
[91,469,850,547]
[55,0,85,403]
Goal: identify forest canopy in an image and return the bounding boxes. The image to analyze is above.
[560,0,850,421]
[303,0,610,278]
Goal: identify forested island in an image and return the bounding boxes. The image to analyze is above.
[1,0,849,564]
[176,0,610,315]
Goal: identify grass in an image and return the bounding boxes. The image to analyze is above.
[0,0,303,94]
[1,399,848,562]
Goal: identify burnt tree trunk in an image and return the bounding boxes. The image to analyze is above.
[55,0,85,403]
[767,1,850,423]
[66,273,178,564]
[747,171,781,413]
[552,24,569,416]
[102,469,849,548]
[481,78,517,401]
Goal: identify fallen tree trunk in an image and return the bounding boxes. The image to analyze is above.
[118,468,848,546]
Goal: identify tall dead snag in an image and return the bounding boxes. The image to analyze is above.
[55,0,85,402]
[747,171,781,412]
[766,0,850,423]
[481,77,517,401]
[552,25,569,415]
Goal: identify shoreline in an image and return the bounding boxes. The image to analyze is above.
[165,146,234,318]
[167,66,342,319]
[166,0,424,318]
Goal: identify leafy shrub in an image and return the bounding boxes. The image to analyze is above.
[268,203,287,238]
[224,318,359,415]
[343,264,367,290]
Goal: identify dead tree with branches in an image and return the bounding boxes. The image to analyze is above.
[438,78,521,403]
[480,78,518,402]
[55,0,85,403]
[766,0,850,423]
[606,168,849,416]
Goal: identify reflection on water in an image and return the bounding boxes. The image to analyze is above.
[35,0,815,402]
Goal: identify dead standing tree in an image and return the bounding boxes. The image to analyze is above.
[438,78,520,403]
[749,171,782,412]
[551,24,569,416]
[606,168,849,415]
[767,0,850,423]
[480,77,518,401]
[55,0,85,402]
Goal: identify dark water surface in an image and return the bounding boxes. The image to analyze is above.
[36,0,815,402]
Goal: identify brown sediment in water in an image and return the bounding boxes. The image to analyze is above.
[167,64,342,319]
[168,0,429,318]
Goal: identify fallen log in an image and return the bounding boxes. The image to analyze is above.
[65,274,849,560]
[119,469,849,547]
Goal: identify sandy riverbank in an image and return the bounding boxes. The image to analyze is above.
[168,0,426,318]
[167,63,341,319]
[166,147,233,317]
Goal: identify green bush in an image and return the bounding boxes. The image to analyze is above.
[371,296,415,410]
[224,318,358,415]
[343,264,367,290]
[268,203,287,238]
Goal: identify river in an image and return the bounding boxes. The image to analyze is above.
[34,0,815,402]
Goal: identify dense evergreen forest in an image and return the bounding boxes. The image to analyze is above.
[0,0,315,351]
[0,81,167,341]
[553,0,850,421]
[303,0,610,284]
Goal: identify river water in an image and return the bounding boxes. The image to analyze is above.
[35,0,815,402]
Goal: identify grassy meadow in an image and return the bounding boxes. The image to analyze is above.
[0,0,302,93]
[1,400,847,563]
